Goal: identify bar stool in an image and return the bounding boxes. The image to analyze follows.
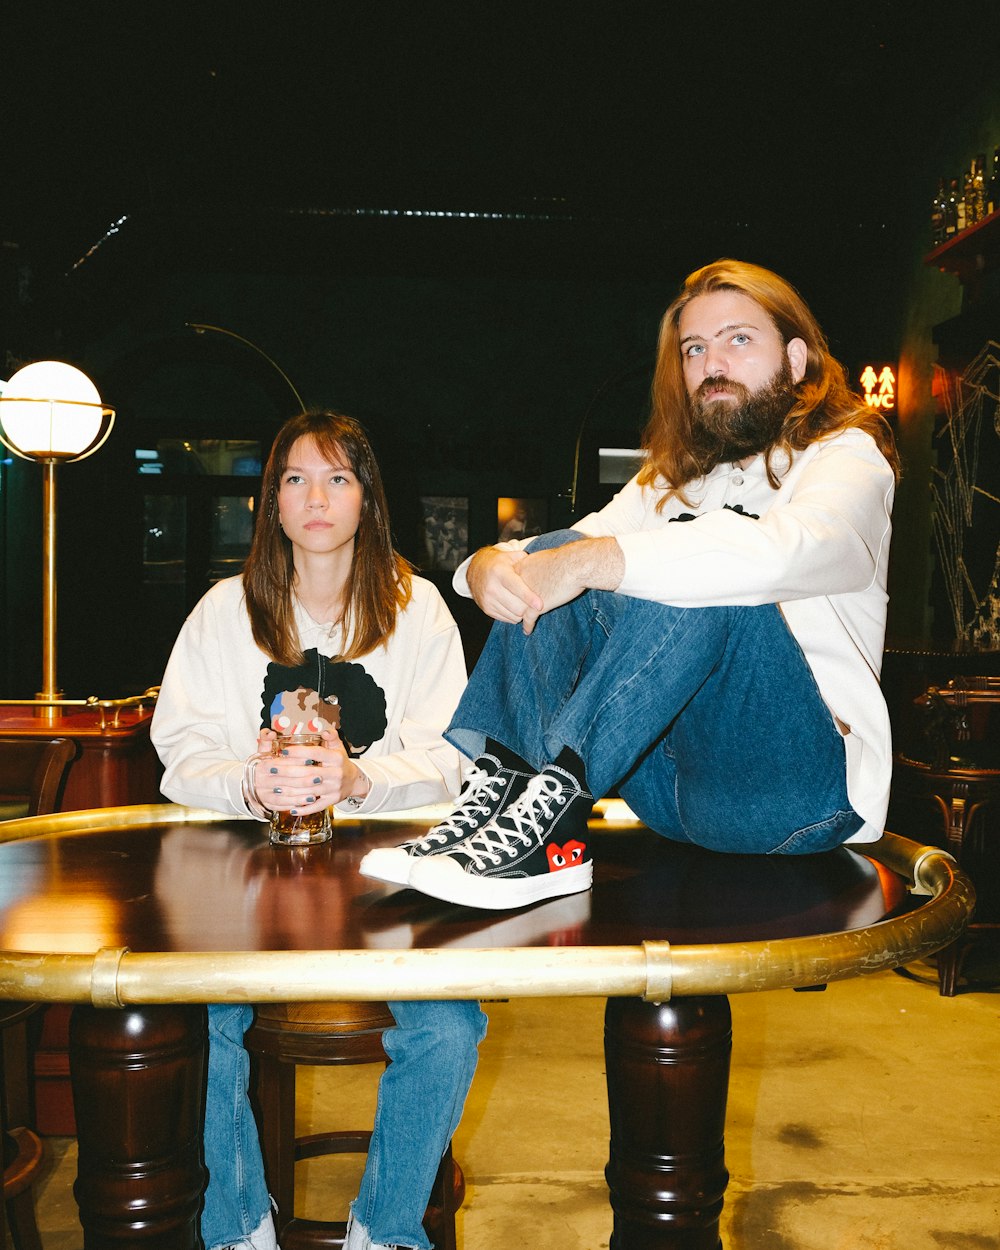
[246,1000,463,1250]
[889,676,1000,995]
[1,1003,45,1250]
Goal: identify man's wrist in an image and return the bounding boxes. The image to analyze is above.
[573,537,625,592]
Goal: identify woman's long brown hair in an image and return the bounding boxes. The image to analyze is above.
[243,410,412,664]
[639,259,900,508]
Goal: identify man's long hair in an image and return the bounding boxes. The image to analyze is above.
[639,259,900,507]
[243,409,412,665]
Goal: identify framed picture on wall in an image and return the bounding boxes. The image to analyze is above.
[419,496,469,572]
[497,497,547,543]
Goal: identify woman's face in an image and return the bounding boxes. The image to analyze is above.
[276,436,364,562]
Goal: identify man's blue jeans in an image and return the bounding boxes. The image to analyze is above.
[446,530,862,855]
[202,999,487,1250]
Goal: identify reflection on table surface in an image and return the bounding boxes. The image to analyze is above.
[0,808,901,957]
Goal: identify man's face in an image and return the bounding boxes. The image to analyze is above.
[678,289,806,462]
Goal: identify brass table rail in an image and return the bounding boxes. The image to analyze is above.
[0,805,974,1008]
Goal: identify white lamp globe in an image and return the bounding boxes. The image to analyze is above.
[0,360,105,458]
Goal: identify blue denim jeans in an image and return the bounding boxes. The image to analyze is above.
[446,530,862,855]
[202,999,487,1250]
[202,1003,271,1250]
[352,1000,488,1249]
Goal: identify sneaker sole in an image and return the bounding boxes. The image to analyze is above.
[359,838,481,887]
[408,857,593,911]
[358,847,417,887]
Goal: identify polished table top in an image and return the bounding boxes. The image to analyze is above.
[0,804,972,1006]
[0,807,902,952]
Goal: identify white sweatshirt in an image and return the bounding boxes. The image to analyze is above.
[152,575,467,817]
[455,428,895,842]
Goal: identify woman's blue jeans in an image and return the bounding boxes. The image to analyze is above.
[446,529,862,855]
[202,1004,271,1250]
[351,1000,488,1249]
[202,999,487,1250]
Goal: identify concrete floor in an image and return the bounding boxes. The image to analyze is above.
[24,948,1000,1250]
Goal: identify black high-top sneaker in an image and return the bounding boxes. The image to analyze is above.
[358,754,532,886]
[407,765,593,910]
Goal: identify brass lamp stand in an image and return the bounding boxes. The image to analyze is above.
[0,361,116,723]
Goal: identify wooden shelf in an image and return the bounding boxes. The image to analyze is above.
[924,207,1000,283]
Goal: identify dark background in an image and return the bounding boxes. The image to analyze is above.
[5,0,984,353]
[2,1,998,694]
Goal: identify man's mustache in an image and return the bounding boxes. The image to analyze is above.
[695,377,747,401]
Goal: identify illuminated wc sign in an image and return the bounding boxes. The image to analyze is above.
[859,364,896,411]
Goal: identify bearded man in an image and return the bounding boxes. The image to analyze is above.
[362,259,901,911]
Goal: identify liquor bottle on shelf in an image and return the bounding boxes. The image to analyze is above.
[968,155,986,224]
[948,178,962,234]
[956,175,968,232]
[988,147,1000,216]
[930,176,947,245]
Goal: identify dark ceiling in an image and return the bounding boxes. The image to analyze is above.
[1,0,1000,357]
[5,1,995,264]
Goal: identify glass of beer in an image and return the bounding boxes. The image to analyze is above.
[268,732,333,846]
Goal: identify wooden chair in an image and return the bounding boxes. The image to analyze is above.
[246,1001,463,1250]
[0,1005,44,1250]
[0,736,76,819]
[0,736,76,1249]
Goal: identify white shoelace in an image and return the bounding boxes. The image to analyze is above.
[412,763,507,849]
[459,773,569,868]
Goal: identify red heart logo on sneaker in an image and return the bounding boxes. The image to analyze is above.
[546,840,586,872]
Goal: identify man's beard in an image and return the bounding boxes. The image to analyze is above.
[688,356,796,468]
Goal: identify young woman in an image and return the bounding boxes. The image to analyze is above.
[152,410,487,1250]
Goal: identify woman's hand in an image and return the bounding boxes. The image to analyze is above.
[257,730,369,815]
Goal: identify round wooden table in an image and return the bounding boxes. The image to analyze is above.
[0,804,973,1250]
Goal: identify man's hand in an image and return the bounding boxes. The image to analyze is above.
[468,538,625,634]
[466,546,544,623]
[518,538,624,633]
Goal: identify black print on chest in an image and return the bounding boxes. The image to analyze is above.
[668,503,760,523]
[260,648,388,757]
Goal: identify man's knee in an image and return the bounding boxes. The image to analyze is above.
[525,528,584,554]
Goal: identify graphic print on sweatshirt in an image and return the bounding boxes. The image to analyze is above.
[668,503,760,523]
[259,647,388,757]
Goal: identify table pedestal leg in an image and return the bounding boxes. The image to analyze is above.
[69,1004,207,1249]
[605,995,732,1250]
